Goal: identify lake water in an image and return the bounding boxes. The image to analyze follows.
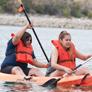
[0,25,92,92]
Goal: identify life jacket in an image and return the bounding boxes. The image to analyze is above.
[52,40,76,69]
[16,40,33,64]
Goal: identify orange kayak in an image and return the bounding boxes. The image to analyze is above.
[0,72,92,87]
[57,74,92,87]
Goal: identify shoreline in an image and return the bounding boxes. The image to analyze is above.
[0,14,92,29]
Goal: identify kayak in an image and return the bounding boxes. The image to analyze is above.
[0,72,24,82]
[57,74,92,87]
[0,72,92,87]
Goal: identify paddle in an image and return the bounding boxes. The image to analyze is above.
[41,56,92,89]
[16,0,49,63]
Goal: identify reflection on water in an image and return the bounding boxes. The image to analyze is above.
[0,82,32,92]
[0,82,92,92]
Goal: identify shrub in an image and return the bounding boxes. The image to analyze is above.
[70,2,83,18]
[88,11,92,18]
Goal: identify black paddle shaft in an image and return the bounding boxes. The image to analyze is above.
[73,57,92,71]
[20,4,49,63]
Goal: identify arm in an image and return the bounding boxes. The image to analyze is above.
[51,46,72,73]
[76,49,92,60]
[29,51,48,68]
[12,24,31,45]
[31,59,48,68]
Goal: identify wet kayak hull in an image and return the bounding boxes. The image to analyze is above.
[0,73,92,87]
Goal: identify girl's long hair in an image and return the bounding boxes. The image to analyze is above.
[59,31,74,61]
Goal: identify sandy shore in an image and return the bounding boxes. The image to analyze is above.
[0,14,92,29]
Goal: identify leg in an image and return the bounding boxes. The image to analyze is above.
[75,66,92,75]
[1,66,26,77]
[50,70,64,77]
[28,68,44,76]
[11,66,26,77]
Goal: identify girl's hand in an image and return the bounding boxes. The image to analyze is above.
[64,67,73,75]
[26,23,32,29]
[43,64,49,68]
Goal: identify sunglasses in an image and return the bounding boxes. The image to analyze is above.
[26,37,32,43]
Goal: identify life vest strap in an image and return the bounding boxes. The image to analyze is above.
[16,51,32,55]
[58,59,74,63]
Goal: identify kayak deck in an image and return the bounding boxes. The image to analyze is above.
[0,73,92,87]
[0,72,24,82]
[58,74,92,87]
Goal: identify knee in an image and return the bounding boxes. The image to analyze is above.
[31,68,40,72]
[12,66,22,71]
[28,68,43,76]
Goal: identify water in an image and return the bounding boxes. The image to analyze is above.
[0,25,92,92]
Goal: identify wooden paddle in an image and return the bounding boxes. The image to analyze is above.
[16,0,49,63]
[41,56,92,89]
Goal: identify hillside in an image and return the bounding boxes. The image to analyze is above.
[0,0,92,18]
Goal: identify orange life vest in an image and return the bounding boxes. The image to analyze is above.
[16,40,33,64]
[52,40,76,69]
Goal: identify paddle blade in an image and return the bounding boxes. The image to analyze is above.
[41,78,61,89]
